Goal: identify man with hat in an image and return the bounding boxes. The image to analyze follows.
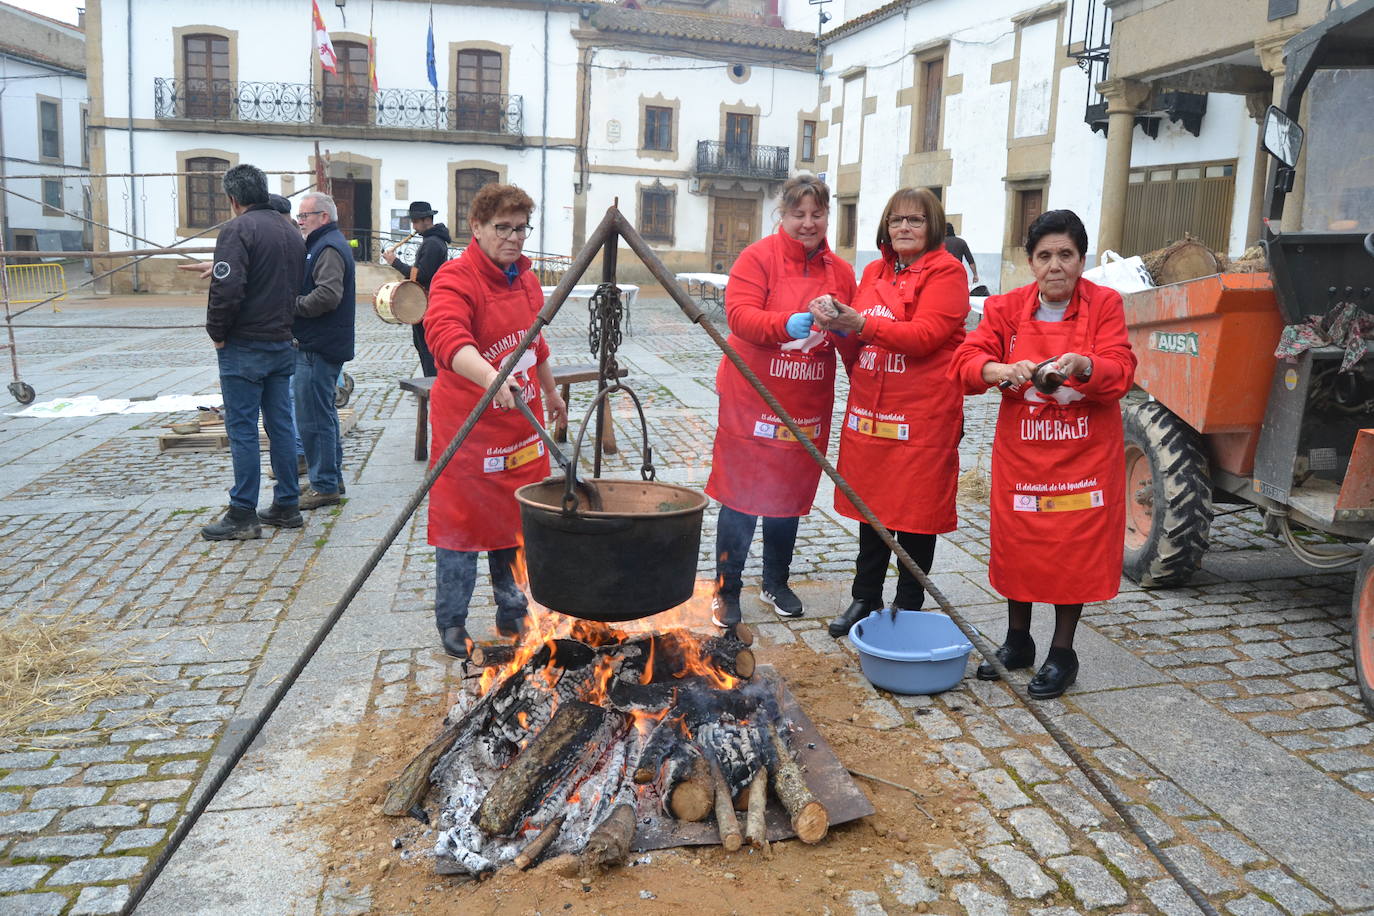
[383,201,451,377]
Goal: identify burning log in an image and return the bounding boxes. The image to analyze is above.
[514,813,566,870]
[744,769,769,851]
[579,803,636,879]
[766,724,829,844]
[638,631,756,682]
[633,710,687,783]
[470,638,598,670]
[708,756,743,852]
[476,700,614,837]
[653,742,714,823]
[384,665,530,816]
[696,720,768,801]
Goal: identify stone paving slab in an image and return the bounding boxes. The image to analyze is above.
[1077,685,1374,910]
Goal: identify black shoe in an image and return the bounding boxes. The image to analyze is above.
[1028,649,1078,699]
[495,615,528,640]
[761,584,804,619]
[829,598,883,638]
[440,625,471,658]
[711,593,742,628]
[201,506,262,541]
[258,502,303,528]
[976,636,1037,681]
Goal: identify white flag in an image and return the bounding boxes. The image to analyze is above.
[312,0,338,74]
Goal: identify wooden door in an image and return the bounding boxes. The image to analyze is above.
[322,42,370,125]
[330,178,359,260]
[711,198,755,272]
[724,113,754,171]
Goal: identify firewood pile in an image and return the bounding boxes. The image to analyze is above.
[382,617,839,880]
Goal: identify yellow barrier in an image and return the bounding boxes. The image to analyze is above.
[4,263,67,305]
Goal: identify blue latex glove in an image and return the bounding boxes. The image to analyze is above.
[785,312,814,340]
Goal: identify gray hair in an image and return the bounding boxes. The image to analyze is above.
[303,192,338,222]
[222,164,268,207]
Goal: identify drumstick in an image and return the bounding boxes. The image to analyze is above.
[381,229,419,263]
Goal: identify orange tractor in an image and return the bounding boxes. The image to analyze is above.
[1117,0,1374,713]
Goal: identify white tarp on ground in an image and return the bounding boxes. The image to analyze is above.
[8,394,221,418]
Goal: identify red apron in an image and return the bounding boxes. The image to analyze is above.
[706,244,840,518]
[988,293,1126,603]
[428,286,550,553]
[834,273,963,534]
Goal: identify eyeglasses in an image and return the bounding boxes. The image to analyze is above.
[887,215,927,228]
[491,223,534,240]
[297,210,326,220]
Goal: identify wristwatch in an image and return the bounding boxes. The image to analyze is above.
[1078,359,1093,381]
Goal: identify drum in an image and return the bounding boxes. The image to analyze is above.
[374,280,428,325]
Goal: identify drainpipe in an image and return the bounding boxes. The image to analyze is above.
[126,0,139,290]
[540,3,549,257]
[0,82,9,249]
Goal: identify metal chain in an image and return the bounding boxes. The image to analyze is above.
[588,282,623,379]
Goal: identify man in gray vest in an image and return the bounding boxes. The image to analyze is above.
[291,191,356,510]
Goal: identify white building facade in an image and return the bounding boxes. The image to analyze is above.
[86,0,819,291]
[817,0,1267,291]
[0,2,89,256]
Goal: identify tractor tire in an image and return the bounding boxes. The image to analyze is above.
[1121,400,1213,587]
[1353,544,1374,715]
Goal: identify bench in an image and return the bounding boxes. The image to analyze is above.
[398,363,629,462]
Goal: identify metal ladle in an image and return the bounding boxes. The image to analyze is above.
[511,394,604,511]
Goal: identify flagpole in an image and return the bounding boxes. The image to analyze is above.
[430,4,439,131]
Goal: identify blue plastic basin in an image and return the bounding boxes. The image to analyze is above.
[848,610,973,695]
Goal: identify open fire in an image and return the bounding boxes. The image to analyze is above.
[385,583,859,879]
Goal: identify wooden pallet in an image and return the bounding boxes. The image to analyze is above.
[157,408,358,454]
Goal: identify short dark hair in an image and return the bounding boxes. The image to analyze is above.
[1025,209,1088,258]
[222,164,269,208]
[778,173,830,214]
[469,183,535,225]
[875,187,945,253]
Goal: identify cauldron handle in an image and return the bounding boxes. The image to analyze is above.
[567,383,656,508]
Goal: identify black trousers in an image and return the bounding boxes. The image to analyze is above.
[852,522,936,610]
[413,321,437,377]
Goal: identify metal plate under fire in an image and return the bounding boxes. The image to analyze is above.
[633,667,874,850]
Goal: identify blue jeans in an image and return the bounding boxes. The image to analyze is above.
[288,367,347,457]
[434,547,527,629]
[217,339,298,510]
[293,350,345,493]
[714,504,799,598]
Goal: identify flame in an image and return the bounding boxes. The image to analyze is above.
[516,710,529,729]
[580,654,618,705]
[474,579,742,700]
[628,706,669,739]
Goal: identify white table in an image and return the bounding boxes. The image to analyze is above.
[674,272,729,313]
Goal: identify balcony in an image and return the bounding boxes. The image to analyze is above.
[695,140,790,181]
[153,78,523,136]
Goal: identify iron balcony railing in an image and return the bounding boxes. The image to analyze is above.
[695,140,790,180]
[153,78,523,135]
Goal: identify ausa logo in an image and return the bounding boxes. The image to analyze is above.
[1149,330,1200,357]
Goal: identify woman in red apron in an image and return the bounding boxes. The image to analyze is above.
[812,188,969,638]
[950,209,1136,698]
[706,174,857,628]
[424,184,567,658]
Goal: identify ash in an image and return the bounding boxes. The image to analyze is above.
[426,629,779,875]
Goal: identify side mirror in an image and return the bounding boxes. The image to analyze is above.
[1262,105,1304,168]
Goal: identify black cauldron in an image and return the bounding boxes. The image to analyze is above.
[514,384,707,621]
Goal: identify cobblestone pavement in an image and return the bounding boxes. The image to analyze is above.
[1,293,1371,915]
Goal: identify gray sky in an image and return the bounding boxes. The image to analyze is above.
[6,0,82,26]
